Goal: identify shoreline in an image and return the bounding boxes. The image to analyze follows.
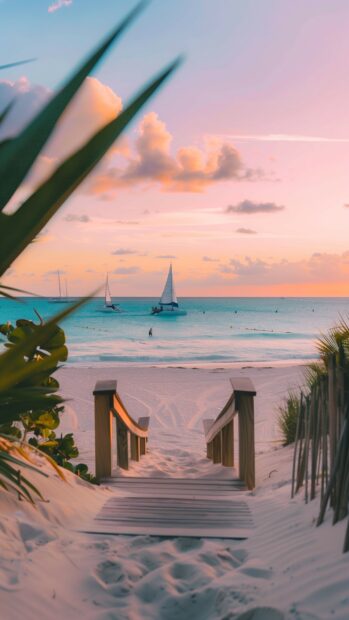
[2,362,349,619]
[63,358,313,370]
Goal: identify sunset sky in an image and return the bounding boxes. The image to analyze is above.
[2,0,349,296]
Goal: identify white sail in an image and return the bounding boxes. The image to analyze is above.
[105,274,112,306]
[160,264,178,307]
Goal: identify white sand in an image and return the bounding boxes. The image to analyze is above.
[1,364,348,620]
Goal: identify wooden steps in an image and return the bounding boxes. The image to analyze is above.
[83,477,253,539]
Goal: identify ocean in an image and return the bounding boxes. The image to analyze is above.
[0,297,348,365]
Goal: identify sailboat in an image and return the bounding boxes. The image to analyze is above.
[151,264,187,316]
[99,273,120,313]
[49,271,69,303]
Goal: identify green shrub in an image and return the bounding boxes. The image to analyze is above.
[277,392,301,446]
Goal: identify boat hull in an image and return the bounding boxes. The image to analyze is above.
[97,305,121,313]
[151,308,187,317]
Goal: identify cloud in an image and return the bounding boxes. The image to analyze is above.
[344,204,349,208]
[111,248,137,256]
[0,77,50,139]
[226,200,284,214]
[48,0,72,13]
[212,133,349,143]
[89,112,260,194]
[156,254,176,259]
[218,251,349,286]
[64,214,90,222]
[236,227,257,234]
[0,78,259,197]
[0,76,122,187]
[113,266,140,275]
[202,256,219,262]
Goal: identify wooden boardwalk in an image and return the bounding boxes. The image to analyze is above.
[84,477,254,539]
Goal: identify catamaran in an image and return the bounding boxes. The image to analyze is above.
[99,273,121,313]
[151,264,187,316]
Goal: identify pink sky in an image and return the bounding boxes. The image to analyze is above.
[2,0,349,297]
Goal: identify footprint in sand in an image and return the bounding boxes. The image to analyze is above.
[173,537,203,552]
[235,607,285,620]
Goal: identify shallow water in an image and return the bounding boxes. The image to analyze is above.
[0,296,348,365]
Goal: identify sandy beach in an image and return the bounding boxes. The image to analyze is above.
[1,363,348,620]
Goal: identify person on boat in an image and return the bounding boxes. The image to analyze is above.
[149,327,153,337]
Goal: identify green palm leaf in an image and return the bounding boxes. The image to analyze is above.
[0,1,147,211]
[0,57,181,274]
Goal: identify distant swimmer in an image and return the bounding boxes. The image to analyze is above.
[234,310,238,314]
[148,328,153,337]
[275,309,278,313]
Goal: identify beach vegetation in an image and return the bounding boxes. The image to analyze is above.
[0,317,97,483]
[277,392,300,446]
[0,1,180,500]
[289,320,349,552]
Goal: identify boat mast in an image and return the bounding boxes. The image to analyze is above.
[57,270,62,298]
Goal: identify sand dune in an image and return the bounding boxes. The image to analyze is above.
[1,364,348,620]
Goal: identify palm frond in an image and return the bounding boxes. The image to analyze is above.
[0,2,147,211]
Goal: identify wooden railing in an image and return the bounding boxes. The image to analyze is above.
[94,380,149,480]
[203,377,256,490]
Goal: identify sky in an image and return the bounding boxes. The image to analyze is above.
[1,0,349,297]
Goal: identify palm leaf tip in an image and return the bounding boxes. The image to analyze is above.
[0,0,148,211]
[0,59,36,71]
[0,57,183,272]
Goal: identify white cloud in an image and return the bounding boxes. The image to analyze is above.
[212,133,349,143]
[48,0,72,13]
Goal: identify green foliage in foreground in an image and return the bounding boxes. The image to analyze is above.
[277,318,349,446]
[0,2,180,500]
[0,317,97,483]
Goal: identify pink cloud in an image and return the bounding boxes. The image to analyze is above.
[219,251,349,286]
[89,112,260,194]
[0,79,259,196]
[48,0,72,13]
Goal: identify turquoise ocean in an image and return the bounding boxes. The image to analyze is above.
[1,297,349,365]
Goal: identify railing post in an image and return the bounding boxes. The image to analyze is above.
[93,381,116,480]
[117,419,129,470]
[221,420,234,467]
[237,393,255,490]
[230,377,256,490]
[140,437,146,455]
[212,433,222,464]
[130,433,140,461]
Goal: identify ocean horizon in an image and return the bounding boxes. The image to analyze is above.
[1,296,348,366]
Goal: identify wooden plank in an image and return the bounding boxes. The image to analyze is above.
[93,380,117,395]
[116,420,129,470]
[85,494,253,539]
[112,394,148,438]
[84,525,252,539]
[103,477,244,487]
[138,416,150,430]
[203,418,215,438]
[205,400,236,444]
[238,393,255,490]
[94,393,113,480]
[130,433,140,461]
[230,376,256,396]
[212,433,222,464]
[140,437,146,455]
[222,420,234,467]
